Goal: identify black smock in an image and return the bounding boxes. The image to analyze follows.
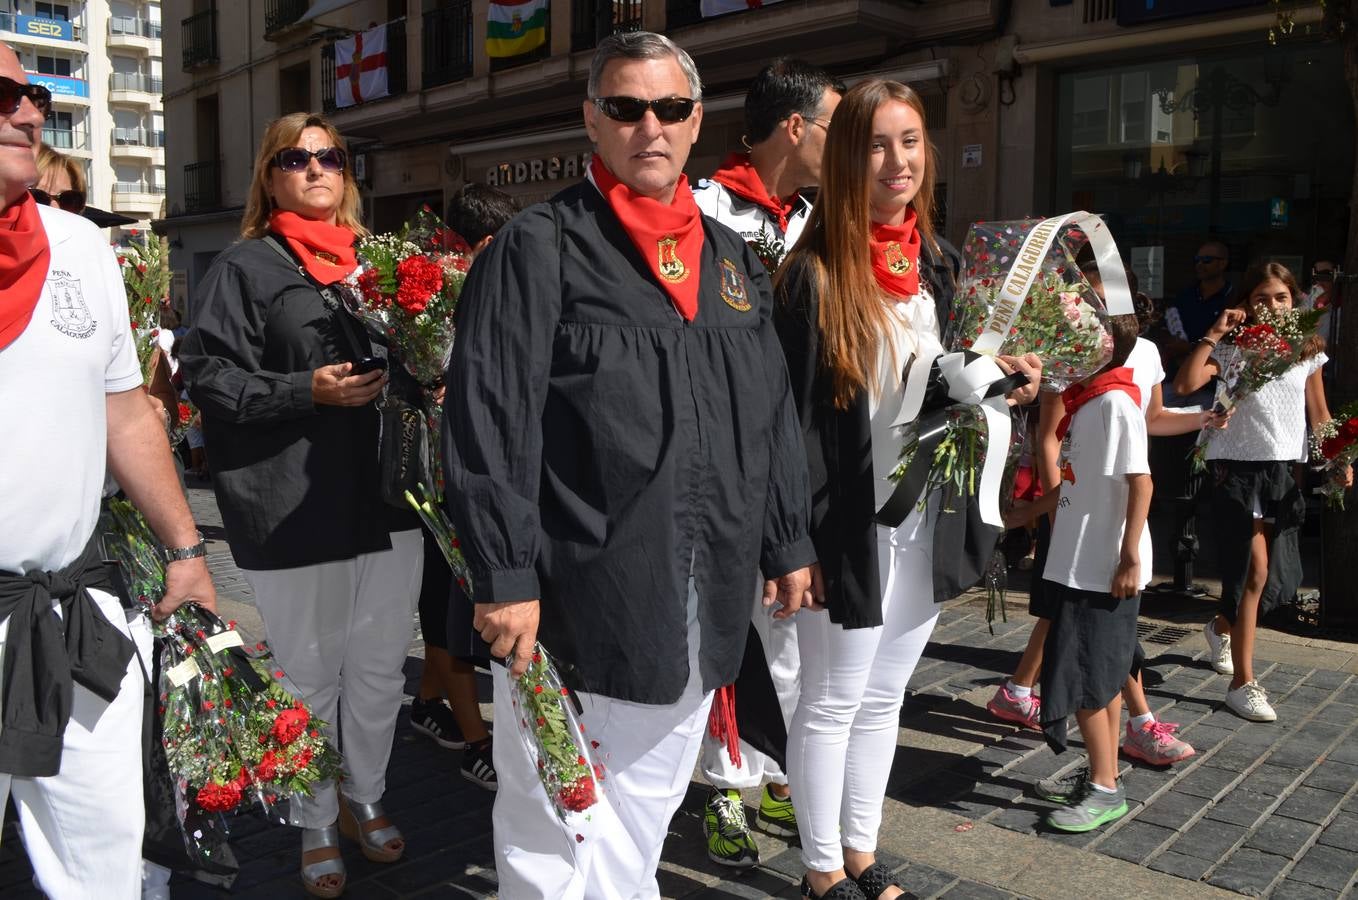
[442,182,816,706]
[179,236,416,571]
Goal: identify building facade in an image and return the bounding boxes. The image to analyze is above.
[2,0,166,235]
[158,0,1352,313]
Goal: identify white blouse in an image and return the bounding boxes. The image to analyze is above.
[1206,346,1326,463]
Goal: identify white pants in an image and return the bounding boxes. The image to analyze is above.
[242,529,422,829]
[786,528,939,873]
[699,582,800,790]
[0,588,151,900]
[492,582,713,900]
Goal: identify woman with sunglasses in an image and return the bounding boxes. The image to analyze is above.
[33,143,86,213]
[179,113,422,899]
[774,80,1039,900]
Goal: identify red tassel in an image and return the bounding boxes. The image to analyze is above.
[707,684,742,768]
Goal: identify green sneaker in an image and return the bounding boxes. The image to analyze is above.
[756,784,797,837]
[1046,780,1128,833]
[703,788,759,868]
[1035,764,1089,803]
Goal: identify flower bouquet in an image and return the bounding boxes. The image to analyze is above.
[1309,400,1358,508]
[119,231,171,381]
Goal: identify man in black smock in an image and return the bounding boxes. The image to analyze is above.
[443,31,816,900]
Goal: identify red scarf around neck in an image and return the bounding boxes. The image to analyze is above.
[709,152,794,235]
[590,156,704,321]
[1057,367,1141,440]
[869,212,922,299]
[0,193,52,352]
[269,210,358,285]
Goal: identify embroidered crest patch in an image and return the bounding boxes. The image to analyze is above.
[884,241,912,276]
[719,258,751,311]
[48,271,97,339]
[657,235,689,283]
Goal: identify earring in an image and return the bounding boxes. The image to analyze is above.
[739,134,752,151]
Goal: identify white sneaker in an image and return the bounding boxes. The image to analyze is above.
[1203,621,1234,675]
[1226,681,1277,722]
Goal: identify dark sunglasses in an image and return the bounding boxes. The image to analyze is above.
[272,146,347,174]
[1193,255,1226,264]
[0,75,52,116]
[592,96,696,124]
[29,187,85,212]
[1313,269,1336,283]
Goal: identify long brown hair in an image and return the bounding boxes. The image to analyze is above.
[776,79,941,410]
[240,112,367,239]
[1233,261,1325,360]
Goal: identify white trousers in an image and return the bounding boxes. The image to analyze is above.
[786,528,939,873]
[699,581,800,789]
[242,528,422,828]
[0,588,151,900]
[492,582,713,900]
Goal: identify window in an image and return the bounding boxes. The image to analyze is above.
[43,109,74,149]
[34,2,70,21]
[1071,75,1109,148]
[36,55,72,77]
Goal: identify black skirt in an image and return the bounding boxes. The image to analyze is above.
[1209,460,1305,624]
[1039,582,1141,753]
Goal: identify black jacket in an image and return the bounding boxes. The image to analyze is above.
[179,236,416,571]
[774,237,993,629]
[443,182,816,704]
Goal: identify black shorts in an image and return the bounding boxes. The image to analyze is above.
[417,529,450,651]
[1209,460,1305,624]
[1027,515,1060,619]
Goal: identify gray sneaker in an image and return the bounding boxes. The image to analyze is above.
[1047,780,1129,832]
[1035,764,1089,803]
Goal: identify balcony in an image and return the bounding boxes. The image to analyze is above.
[0,11,82,44]
[184,159,222,212]
[322,19,407,113]
[110,72,163,105]
[572,0,642,53]
[109,15,161,51]
[112,127,166,161]
[265,0,310,37]
[422,2,471,90]
[182,8,219,70]
[42,126,89,152]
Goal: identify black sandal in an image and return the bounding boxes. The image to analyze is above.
[854,861,906,900]
[801,875,868,900]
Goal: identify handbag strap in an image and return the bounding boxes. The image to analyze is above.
[260,234,372,363]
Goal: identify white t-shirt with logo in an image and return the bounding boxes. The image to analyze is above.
[1043,390,1153,593]
[1127,337,1164,415]
[0,205,142,574]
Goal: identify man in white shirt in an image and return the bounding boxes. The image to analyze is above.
[0,45,216,899]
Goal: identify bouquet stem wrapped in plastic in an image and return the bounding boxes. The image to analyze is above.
[1310,399,1358,508]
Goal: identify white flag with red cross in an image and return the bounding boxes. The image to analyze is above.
[335,25,389,108]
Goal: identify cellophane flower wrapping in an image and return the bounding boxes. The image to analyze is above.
[1309,399,1358,508]
[118,231,171,382]
[101,501,342,848]
[1191,306,1325,471]
[403,485,610,834]
[953,220,1115,392]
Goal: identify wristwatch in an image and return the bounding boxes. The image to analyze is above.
[165,531,207,563]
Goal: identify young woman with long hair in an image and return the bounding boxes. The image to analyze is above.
[774,79,1039,900]
[1175,261,1348,724]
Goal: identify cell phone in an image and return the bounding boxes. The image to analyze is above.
[351,356,388,375]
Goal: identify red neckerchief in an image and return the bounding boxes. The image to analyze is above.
[0,193,52,351]
[709,152,793,234]
[1057,367,1141,440]
[590,156,703,321]
[869,212,922,299]
[268,210,358,285]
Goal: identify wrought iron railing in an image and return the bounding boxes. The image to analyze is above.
[182,7,218,70]
[423,2,472,89]
[184,159,221,211]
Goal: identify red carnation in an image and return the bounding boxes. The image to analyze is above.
[196,780,243,813]
[270,707,310,745]
[557,778,597,812]
[177,402,192,424]
[255,749,282,782]
[290,747,314,770]
[393,255,443,315]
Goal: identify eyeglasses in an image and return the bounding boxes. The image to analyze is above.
[591,96,696,124]
[29,187,85,212]
[1193,255,1226,264]
[0,76,52,117]
[1313,269,1336,282]
[271,146,347,174]
[805,117,832,132]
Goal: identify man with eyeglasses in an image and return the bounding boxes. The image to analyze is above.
[688,55,841,871]
[0,44,215,899]
[1164,240,1233,380]
[444,31,815,898]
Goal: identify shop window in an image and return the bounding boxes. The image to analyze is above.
[1071,75,1109,148]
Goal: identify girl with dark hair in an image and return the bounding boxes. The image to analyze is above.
[1175,262,1347,723]
[774,79,1039,900]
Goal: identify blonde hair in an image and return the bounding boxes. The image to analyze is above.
[777,79,942,410]
[36,143,86,194]
[240,112,366,239]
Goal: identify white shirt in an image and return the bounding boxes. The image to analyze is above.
[1127,337,1164,415]
[1206,346,1326,463]
[693,179,811,259]
[0,205,141,573]
[1043,390,1153,593]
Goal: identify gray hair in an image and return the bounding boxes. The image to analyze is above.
[587,31,703,102]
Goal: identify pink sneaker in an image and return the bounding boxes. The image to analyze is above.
[1122,719,1196,766]
[986,684,1041,730]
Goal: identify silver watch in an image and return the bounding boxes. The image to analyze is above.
[165,531,207,562]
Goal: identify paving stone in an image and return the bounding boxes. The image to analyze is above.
[1206,847,1290,896]
[686,868,797,899]
[1317,814,1358,852]
[1239,765,1305,798]
[1276,786,1346,825]
[1269,880,1348,900]
[943,779,1026,820]
[1287,843,1358,891]
[895,861,961,898]
[987,802,1044,834]
[1134,790,1210,830]
[1173,765,1241,800]
[1301,670,1350,690]
[1120,767,1176,804]
[1205,789,1276,828]
[1243,814,1321,859]
[1098,820,1176,863]
[1147,849,1214,881]
[1328,740,1358,767]
[1311,702,1358,726]
[939,879,1016,899]
[1172,818,1249,861]
[1302,762,1358,794]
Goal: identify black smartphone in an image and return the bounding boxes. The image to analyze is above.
[351,356,388,375]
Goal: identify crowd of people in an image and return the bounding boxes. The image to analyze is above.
[0,28,1351,900]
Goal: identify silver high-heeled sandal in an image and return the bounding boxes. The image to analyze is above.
[300,824,346,898]
[338,797,404,863]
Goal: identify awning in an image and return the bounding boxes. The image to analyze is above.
[298,0,361,25]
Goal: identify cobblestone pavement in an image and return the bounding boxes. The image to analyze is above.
[3,483,1356,898]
